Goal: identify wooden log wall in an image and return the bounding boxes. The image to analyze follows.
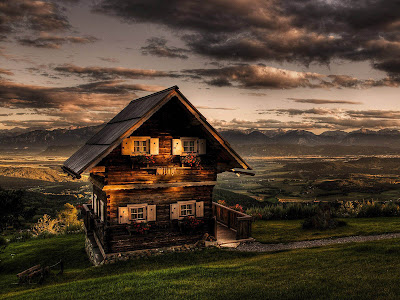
[107,185,214,225]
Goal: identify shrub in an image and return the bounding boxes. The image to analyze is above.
[303,205,347,230]
[57,203,83,233]
[9,230,34,242]
[32,214,60,237]
[247,203,317,220]
[0,236,7,250]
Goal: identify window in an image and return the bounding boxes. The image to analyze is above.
[183,140,195,153]
[180,203,195,217]
[133,140,148,154]
[130,207,145,220]
[122,137,159,156]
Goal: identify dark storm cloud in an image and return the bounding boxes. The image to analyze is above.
[54,64,180,80]
[183,64,400,89]
[94,0,400,76]
[0,0,98,50]
[0,79,165,128]
[141,37,189,59]
[288,98,362,105]
[18,34,98,49]
[0,0,70,38]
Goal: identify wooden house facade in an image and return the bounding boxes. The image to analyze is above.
[63,86,252,258]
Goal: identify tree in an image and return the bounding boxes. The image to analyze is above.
[0,187,25,232]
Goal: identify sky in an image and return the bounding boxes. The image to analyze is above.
[1,0,400,134]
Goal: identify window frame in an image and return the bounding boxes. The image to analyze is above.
[127,204,148,222]
[130,136,151,156]
[180,137,198,155]
[178,200,196,217]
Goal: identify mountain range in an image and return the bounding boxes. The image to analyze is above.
[2,126,400,151]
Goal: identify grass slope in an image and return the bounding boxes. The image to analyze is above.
[253,217,400,244]
[2,233,400,299]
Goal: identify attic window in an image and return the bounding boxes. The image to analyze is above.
[121,137,159,156]
[183,140,196,153]
[133,140,148,154]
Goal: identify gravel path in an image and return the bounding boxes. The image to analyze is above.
[233,233,400,252]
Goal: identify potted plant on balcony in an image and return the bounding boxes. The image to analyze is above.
[131,154,156,168]
[180,154,201,168]
[178,216,204,234]
[126,221,151,235]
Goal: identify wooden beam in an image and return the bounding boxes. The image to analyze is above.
[102,181,217,191]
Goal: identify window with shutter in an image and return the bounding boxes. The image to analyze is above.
[181,137,198,155]
[121,136,156,156]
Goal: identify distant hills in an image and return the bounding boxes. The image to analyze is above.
[2,126,400,155]
[220,129,400,148]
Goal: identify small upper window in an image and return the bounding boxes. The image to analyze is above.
[183,140,195,153]
[133,140,148,154]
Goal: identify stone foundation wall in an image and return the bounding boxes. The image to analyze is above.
[85,233,217,265]
[102,240,206,264]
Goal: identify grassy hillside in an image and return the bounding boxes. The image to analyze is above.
[2,234,400,299]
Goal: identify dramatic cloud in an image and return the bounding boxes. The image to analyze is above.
[18,33,98,49]
[98,57,120,63]
[141,37,189,59]
[260,108,336,116]
[54,64,180,80]
[0,69,13,76]
[0,79,165,128]
[197,106,236,111]
[0,0,98,50]
[288,98,362,105]
[184,64,400,89]
[94,0,400,77]
[0,0,70,38]
[211,118,323,130]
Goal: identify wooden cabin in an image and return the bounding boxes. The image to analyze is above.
[63,86,252,261]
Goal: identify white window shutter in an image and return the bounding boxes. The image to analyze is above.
[121,138,131,155]
[196,201,204,217]
[149,138,159,155]
[170,203,179,220]
[93,194,97,214]
[147,205,157,221]
[118,207,129,224]
[172,139,182,155]
[198,139,206,155]
[100,200,105,222]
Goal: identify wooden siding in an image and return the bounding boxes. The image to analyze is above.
[107,185,214,225]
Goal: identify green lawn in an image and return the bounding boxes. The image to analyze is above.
[253,217,400,244]
[2,233,400,299]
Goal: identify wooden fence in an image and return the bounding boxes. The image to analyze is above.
[212,202,253,240]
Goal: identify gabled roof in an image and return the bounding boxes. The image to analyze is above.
[63,86,251,178]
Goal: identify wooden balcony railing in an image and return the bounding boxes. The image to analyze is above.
[212,202,253,240]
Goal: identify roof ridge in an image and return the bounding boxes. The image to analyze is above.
[130,85,178,103]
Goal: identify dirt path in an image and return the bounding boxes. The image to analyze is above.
[233,233,400,252]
